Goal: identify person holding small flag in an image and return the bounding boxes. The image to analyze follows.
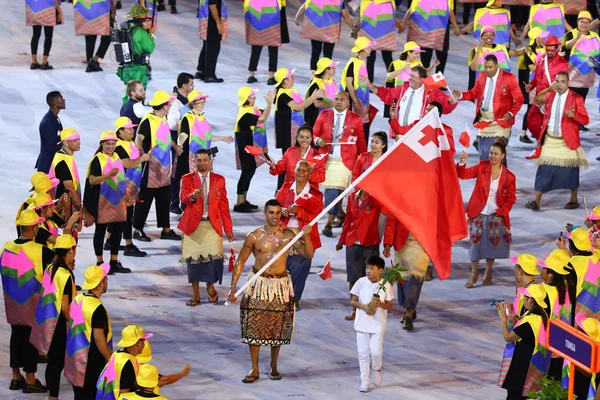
[234,87,274,213]
[452,54,523,164]
[178,149,233,307]
[457,139,516,288]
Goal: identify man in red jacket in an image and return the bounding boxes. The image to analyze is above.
[361,66,458,140]
[178,149,234,306]
[525,72,590,211]
[313,91,367,237]
[525,36,569,140]
[275,160,324,309]
[452,54,524,164]
[336,189,382,321]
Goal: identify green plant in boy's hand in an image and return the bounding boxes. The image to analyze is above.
[527,376,573,400]
[377,263,408,293]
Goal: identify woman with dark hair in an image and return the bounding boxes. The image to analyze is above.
[30,234,77,400]
[497,284,550,399]
[352,131,387,181]
[83,131,129,274]
[29,192,80,249]
[273,68,323,190]
[26,0,62,70]
[234,87,274,213]
[457,138,516,288]
[268,124,325,189]
[304,58,339,127]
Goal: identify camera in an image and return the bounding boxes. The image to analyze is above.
[208,147,219,157]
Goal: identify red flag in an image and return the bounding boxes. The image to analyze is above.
[244,145,263,156]
[305,153,328,169]
[473,120,492,129]
[317,259,332,280]
[228,246,236,273]
[357,111,468,280]
[423,72,448,89]
[525,146,542,160]
[367,105,379,127]
[459,127,470,148]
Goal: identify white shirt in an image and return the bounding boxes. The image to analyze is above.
[481,167,501,215]
[481,68,499,113]
[398,85,425,126]
[331,109,346,159]
[286,181,310,228]
[350,277,394,334]
[547,90,569,136]
[197,171,210,218]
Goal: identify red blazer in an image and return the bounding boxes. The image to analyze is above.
[352,152,374,181]
[456,161,516,229]
[530,54,568,92]
[338,192,382,247]
[540,90,589,150]
[383,214,409,251]
[178,172,233,237]
[275,181,324,249]
[269,146,325,187]
[461,70,524,129]
[313,109,367,171]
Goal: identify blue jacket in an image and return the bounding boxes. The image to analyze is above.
[35,109,63,173]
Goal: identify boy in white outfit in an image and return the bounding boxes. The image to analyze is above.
[350,255,393,392]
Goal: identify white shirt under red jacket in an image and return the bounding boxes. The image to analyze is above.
[275,181,324,249]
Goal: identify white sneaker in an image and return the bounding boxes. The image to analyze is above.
[373,369,382,386]
[360,382,369,392]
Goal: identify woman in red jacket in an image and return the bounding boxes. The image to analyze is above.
[457,138,516,288]
[268,124,325,190]
[352,131,387,181]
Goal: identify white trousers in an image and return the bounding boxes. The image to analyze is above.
[356,330,384,385]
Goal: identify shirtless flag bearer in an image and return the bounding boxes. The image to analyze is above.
[227,199,314,383]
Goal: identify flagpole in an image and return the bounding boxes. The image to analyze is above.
[225,110,441,305]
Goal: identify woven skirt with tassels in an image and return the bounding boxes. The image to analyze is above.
[535,136,589,193]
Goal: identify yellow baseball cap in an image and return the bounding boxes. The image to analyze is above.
[351,37,376,53]
[54,234,78,250]
[403,41,424,53]
[136,340,153,363]
[30,192,58,210]
[237,87,258,107]
[100,130,119,142]
[538,253,569,275]
[136,364,159,388]
[115,117,137,131]
[576,312,600,340]
[315,57,340,75]
[274,68,296,86]
[588,206,600,221]
[578,11,592,21]
[15,208,45,226]
[58,127,81,144]
[528,26,549,41]
[148,90,175,106]
[568,227,593,251]
[518,283,548,309]
[117,324,153,347]
[30,175,60,193]
[81,263,110,290]
[187,89,209,103]
[511,254,540,276]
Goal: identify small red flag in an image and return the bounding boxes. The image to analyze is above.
[228,246,236,273]
[423,72,448,89]
[473,120,492,129]
[525,146,542,160]
[317,259,333,280]
[459,127,470,148]
[244,145,264,156]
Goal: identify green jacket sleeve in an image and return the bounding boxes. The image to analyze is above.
[132,28,156,55]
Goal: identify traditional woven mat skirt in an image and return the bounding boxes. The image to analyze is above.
[394,235,430,280]
[534,135,588,193]
[240,271,295,346]
[322,157,351,190]
[181,221,225,284]
[468,214,511,262]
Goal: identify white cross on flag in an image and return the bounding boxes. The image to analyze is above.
[423,72,448,89]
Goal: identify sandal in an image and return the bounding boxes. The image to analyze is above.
[186,299,199,307]
[269,369,282,380]
[208,290,218,304]
[564,202,580,210]
[525,201,540,211]
[344,310,356,321]
[242,374,260,384]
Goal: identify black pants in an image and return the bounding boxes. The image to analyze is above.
[505,389,526,400]
[468,67,476,90]
[310,40,335,71]
[237,167,256,195]
[569,86,589,100]
[10,325,37,372]
[510,5,529,26]
[93,221,124,257]
[73,385,97,400]
[158,0,177,5]
[46,334,66,397]
[84,35,111,61]
[31,25,53,56]
[123,205,134,240]
[197,40,222,78]
[133,185,171,230]
[170,172,182,210]
[462,3,484,24]
[248,45,278,72]
[363,123,370,145]
[421,47,449,73]
[366,50,393,83]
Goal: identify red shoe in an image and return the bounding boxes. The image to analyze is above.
[525,147,541,160]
